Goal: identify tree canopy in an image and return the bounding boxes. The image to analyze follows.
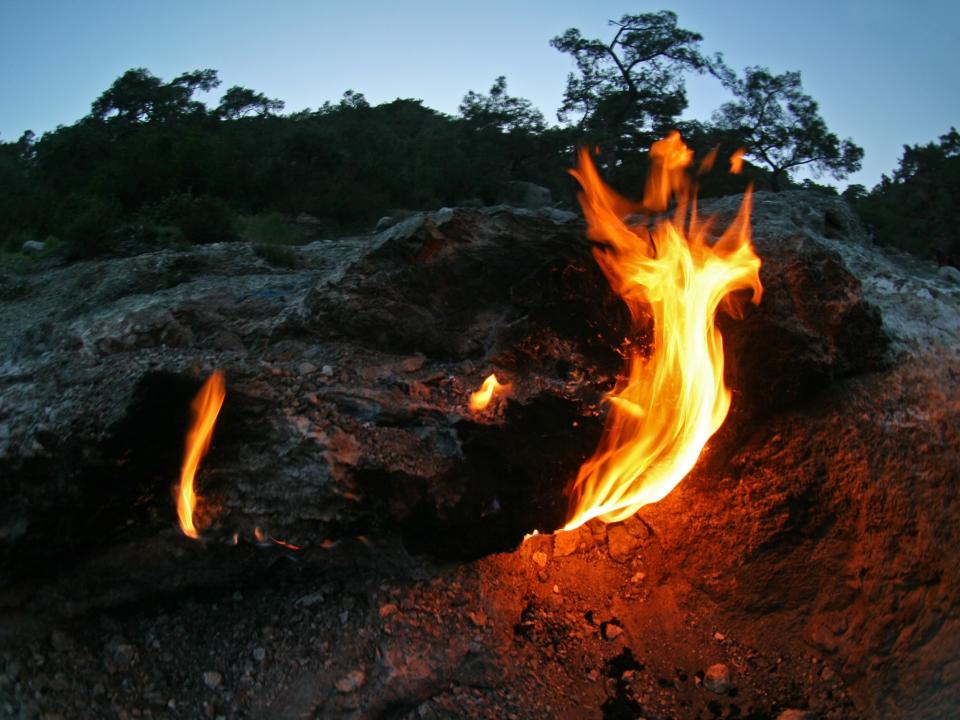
[852,128,960,259]
[459,76,546,133]
[12,12,954,264]
[91,68,221,124]
[713,66,863,190]
[550,11,722,158]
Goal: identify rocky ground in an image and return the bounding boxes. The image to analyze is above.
[1,193,958,719]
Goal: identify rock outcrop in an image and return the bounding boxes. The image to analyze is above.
[1,191,957,717]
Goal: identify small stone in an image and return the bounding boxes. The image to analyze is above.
[713,632,726,642]
[603,623,624,640]
[938,265,960,284]
[552,530,579,557]
[630,571,646,584]
[203,671,222,689]
[50,630,74,652]
[21,239,46,254]
[335,669,366,693]
[587,668,601,682]
[532,551,548,568]
[703,663,730,694]
[320,365,334,376]
[252,647,266,663]
[401,355,425,373]
[607,524,642,561]
[776,711,815,720]
[553,584,560,594]
[298,362,316,375]
[467,610,487,627]
[107,642,138,672]
[379,603,399,618]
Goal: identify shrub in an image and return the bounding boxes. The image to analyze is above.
[152,193,237,244]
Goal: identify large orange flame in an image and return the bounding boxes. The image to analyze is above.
[564,133,762,531]
[177,370,226,539]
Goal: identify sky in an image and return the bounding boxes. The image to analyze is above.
[1,0,957,189]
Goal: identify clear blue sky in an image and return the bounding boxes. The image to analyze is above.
[1,0,957,188]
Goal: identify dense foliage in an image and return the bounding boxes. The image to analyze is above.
[0,11,942,262]
[848,128,960,260]
[0,69,581,259]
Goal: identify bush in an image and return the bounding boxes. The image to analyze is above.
[238,212,307,245]
[60,194,122,259]
[151,193,237,244]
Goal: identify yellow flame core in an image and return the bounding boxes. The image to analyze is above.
[469,373,509,412]
[177,370,226,539]
[563,134,763,531]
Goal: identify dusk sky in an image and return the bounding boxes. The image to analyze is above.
[1,0,957,189]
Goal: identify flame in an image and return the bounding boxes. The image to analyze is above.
[176,370,226,539]
[563,133,762,531]
[730,148,745,174]
[253,526,301,550]
[469,373,509,412]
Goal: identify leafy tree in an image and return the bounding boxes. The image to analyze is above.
[216,86,285,119]
[713,66,863,190]
[854,128,960,258]
[550,11,721,159]
[90,68,220,123]
[459,76,546,133]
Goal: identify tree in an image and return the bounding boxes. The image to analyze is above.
[550,11,721,158]
[91,68,221,123]
[459,76,546,133]
[854,128,960,258]
[216,86,285,119]
[713,66,863,190]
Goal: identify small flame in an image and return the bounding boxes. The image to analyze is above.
[253,526,301,550]
[563,133,762,531]
[469,373,509,412]
[176,370,226,539]
[729,148,745,175]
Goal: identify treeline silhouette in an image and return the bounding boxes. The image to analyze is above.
[0,11,954,263]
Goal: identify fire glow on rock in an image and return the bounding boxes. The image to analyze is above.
[563,133,763,531]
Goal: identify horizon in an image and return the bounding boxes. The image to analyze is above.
[1,0,957,190]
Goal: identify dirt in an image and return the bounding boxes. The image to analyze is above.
[0,521,857,720]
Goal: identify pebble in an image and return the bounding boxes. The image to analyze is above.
[203,671,222,689]
[50,630,74,652]
[713,632,726,642]
[252,647,266,663]
[532,551,548,568]
[703,663,730,694]
[298,362,317,375]
[607,524,642,561]
[379,603,399,618]
[401,355,425,372]
[320,365,334,376]
[335,669,366,693]
[603,623,624,640]
[552,530,579,557]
